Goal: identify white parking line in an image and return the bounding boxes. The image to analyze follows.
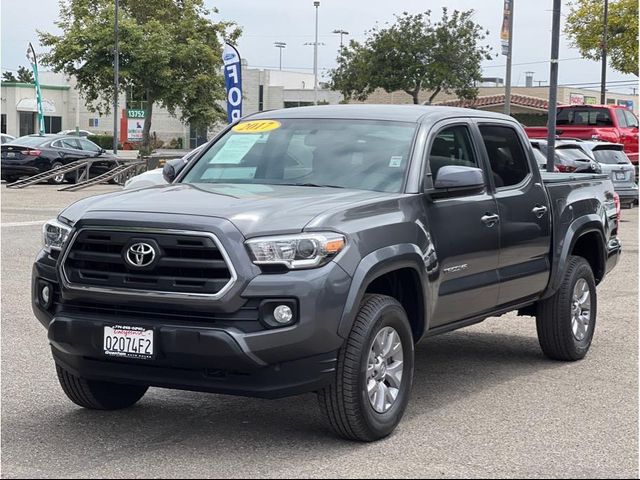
[1,220,47,228]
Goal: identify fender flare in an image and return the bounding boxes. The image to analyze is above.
[542,213,606,299]
[337,243,428,339]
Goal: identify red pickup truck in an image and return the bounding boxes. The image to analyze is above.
[525,105,639,164]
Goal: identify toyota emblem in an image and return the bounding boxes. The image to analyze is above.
[125,242,156,268]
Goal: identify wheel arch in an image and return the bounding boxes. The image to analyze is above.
[337,244,428,342]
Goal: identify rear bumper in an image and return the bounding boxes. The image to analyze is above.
[614,185,638,203]
[1,164,39,178]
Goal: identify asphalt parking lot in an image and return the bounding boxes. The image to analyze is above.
[1,184,638,478]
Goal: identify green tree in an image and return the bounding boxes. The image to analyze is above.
[2,66,35,83]
[39,0,240,150]
[565,0,638,76]
[329,9,492,105]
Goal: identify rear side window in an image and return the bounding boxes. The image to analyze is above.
[428,125,478,181]
[479,125,530,188]
[624,110,638,128]
[615,109,628,128]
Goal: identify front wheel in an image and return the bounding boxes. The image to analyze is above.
[56,363,148,410]
[318,294,414,442]
[536,255,597,361]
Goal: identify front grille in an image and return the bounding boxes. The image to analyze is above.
[62,229,234,296]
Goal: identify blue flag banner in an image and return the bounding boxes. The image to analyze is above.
[223,43,242,124]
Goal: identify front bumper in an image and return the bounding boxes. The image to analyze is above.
[33,238,352,398]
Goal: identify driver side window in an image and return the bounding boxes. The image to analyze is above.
[428,125,478,182]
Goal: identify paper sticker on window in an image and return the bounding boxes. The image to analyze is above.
[233,120,281,133]
[210,134,262,164]
[389,156,403,167]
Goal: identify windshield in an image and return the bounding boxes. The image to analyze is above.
[592,148,631,165]
[8,135,50,146]
[555,147,592,162]
[181,118,417,193]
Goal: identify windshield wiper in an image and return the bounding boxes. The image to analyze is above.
[279,183,346,189]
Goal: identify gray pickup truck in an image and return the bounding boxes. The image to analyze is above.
[33,105,621,442]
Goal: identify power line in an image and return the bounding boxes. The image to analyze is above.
[483,57,583,69]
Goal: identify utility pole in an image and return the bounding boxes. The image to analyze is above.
[504,0,514,116]
[600,0,609,104]
[333,29,349,48]
[113,0,119,154]
[274,42,286,70]
[546,0,561,173]
[313,1,320,105]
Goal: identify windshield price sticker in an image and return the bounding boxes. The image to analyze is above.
[233,120,281,133]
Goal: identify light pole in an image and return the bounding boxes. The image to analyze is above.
[313,1,320,105]
[504,0,514,116]
[274,42,286,70]
[600,0,609,104]
[546,0,561,173]
[113,0,119,153]
[333,29,349,48]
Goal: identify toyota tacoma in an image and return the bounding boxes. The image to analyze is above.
[33,105,621,441]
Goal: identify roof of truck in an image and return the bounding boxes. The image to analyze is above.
[248,104,517,124]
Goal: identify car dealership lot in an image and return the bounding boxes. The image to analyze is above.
[1,185,637,478]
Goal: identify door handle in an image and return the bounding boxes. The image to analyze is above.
[532,205,548,218]
[481,213,500,227]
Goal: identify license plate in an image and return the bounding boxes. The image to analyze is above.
[615,172,627,180]
[6,152,15,158]
[104,325,154,359]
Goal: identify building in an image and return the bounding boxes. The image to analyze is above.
[0,63,343,148]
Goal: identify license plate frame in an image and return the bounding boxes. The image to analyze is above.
[103,324,155,360]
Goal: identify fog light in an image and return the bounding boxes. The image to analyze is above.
[41,285,50,304]
[273,305,293,324]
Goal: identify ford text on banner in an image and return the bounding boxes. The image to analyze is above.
[26,43,46,135]
[223,43,242,124]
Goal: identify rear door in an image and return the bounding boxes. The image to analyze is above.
[423,121,500,327]
[476,122,552,306]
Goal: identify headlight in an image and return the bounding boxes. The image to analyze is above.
[43,219,71,253]
[245,232,346,269]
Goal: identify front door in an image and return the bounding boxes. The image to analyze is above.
[19,112,35,136]
[476,122,552,306]
[424,122,500,327]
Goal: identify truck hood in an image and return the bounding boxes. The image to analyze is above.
[60,183,402,237]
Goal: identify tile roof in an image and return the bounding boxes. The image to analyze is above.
[434,94,549,111]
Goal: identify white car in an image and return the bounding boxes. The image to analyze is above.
[123,144,206,190]
[0,134,15,144]
[57,129,94,137]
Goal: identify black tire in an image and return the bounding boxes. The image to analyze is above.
[48,162,66,185]
[318,294,414,442]
[536,255,597,361]
[56,363,148,410]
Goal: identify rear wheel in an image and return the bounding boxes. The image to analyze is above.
[536,255,597,361]
[318,294,414,442]
[56,363,148,410]
[48,162,66,185]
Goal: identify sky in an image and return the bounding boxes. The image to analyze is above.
[1,0,637,95]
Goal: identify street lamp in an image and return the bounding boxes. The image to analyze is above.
[332,29,349,48]
[274,42,286,70]
[113,0,119,153]
[313,1,320,105]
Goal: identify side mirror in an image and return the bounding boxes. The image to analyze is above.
[162,158,187,183]
[429,165,485,196]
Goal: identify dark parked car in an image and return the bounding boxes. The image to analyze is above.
[34,106,620,441]
[1,134,119,185]
[531,139,601,174]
